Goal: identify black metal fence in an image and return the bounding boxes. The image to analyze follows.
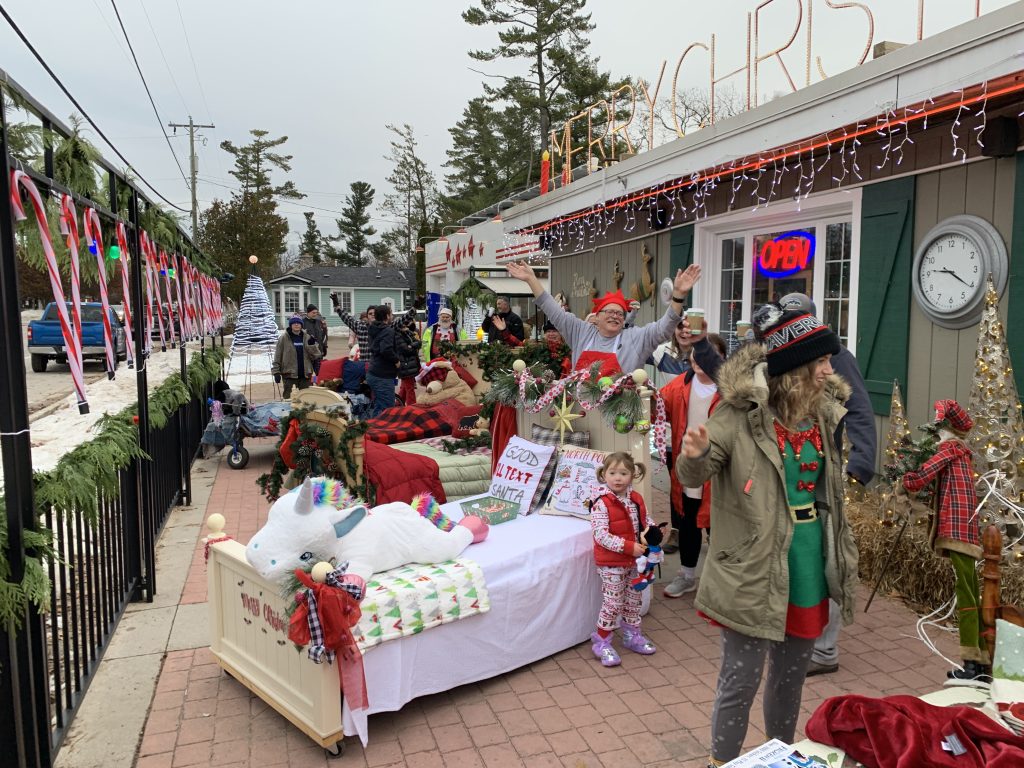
[0,65,221,768]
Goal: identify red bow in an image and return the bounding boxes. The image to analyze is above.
[796,480,816,492]
[288,569,368,711]
[799,462,819,472]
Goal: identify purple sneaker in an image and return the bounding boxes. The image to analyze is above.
[621,626,656,655]
[590,631,621,667]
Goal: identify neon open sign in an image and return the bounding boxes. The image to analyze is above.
[757,231,816,278]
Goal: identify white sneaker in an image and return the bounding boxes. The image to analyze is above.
[663,570,696,598]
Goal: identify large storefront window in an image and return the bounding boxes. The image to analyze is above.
[704,209,856,352]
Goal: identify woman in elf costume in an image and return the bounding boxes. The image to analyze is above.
[900,399,987,681]
[678,302,858,766]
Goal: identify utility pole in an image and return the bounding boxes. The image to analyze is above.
[168,116,214,236]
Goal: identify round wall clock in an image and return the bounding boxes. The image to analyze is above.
[911,215,1007,329]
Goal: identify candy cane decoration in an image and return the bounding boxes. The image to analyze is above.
[141,232,166,351]
[82,207,117,378]
[115,222,136,366]
[58,196,85,362]
[171,253,189,340]
[158,248,178,347]
[11,171,89,413]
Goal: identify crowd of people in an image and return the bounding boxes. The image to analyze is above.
[269,262,876,767]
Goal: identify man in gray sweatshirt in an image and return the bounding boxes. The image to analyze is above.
[506,260,702,374]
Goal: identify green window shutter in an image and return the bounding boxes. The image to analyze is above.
[1008,152,1024,395]
[857,177,915,414]
[670,224,694,274]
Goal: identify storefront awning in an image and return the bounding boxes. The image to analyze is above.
[475,276,548,297]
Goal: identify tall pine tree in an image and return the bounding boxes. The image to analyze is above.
[382,124,438,267]
[299,212,325,264]
[330,181,378,267]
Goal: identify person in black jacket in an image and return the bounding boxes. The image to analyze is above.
[481,296,525,345]
[395,317,421,405]
[366,305,399,417]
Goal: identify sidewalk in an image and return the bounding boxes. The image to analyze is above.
[56,439,961,768]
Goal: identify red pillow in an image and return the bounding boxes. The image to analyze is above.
[430,398,481,437]
[318,357,344,381]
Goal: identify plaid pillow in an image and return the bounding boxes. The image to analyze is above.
[529,424,591,513]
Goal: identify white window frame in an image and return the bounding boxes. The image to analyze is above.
[692,188,862,355]
[331,288,354,315]
[283,289,301,316]
[380,296,395,311]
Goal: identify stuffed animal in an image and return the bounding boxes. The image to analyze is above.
[631,523,667,591]
[416,360,477,407]
[245,478,489,595]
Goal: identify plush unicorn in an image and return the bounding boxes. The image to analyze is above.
[245,477,489,593]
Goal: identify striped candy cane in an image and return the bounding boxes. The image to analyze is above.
[141,232,166,351]
[115,222,136,366]
[82,207,117,378]
[159,248,178,347]
[171,253,190,340]
[58,196,85,365]
[11,171,89,413]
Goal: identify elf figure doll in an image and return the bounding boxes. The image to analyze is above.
[901,399,988,682]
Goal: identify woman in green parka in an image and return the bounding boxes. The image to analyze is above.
[677,303,859,767]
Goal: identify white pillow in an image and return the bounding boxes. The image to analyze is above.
[487,436,555,513]
[543,448,609,519]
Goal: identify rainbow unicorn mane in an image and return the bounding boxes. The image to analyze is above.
[411,493,455,531]
[294,477,361,509]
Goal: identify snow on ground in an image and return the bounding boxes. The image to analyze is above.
[26,346,191,472]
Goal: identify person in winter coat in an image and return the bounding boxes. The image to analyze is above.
[660,333,726,599]
[272,315,322,398]
[330,293,422,364]
[420,307,467,360]
[677,304,858,766]
[366,305,399,417]
[302,304,329,372]
[395,317,422,405]
[481,296,525,345]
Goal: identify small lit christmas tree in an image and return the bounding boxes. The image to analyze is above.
[883,379,912,469]
[967,275,1024,533]
[226,268,280,388]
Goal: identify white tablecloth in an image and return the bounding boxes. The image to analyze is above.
[342,501,601,744]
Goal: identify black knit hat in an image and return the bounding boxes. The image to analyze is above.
[754,302,840,376]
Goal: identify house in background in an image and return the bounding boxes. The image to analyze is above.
[266,265,415,330]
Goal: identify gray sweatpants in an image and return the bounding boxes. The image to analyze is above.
[711,627,816,763]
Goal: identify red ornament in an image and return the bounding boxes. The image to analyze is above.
[132,415,139,425]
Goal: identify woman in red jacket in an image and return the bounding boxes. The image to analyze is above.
[661,332,726,599]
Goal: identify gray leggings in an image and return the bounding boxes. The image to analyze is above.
[711,627,816,763]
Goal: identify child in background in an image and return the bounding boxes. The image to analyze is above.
[395,317,421,405]
[589,452,658,667]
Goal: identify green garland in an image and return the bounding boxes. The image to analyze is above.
[439,433,492,454]
[186,345,227,397]
[448,277,495,312]
[256,408,372,505]
[0,349,214,630]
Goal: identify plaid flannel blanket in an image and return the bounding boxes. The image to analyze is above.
[364,405,453,445]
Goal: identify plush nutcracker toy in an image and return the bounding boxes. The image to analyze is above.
[900,399,987,681]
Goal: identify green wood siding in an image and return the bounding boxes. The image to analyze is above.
[856,176,915,414]
[670,224,694,274]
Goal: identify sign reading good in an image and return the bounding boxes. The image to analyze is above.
[488,436,554,511]
[757,230,816,278]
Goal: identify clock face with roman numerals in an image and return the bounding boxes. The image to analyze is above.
[911,215,1007,330]
[917,232,982,312]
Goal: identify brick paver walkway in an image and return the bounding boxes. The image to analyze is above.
[136,440,960,768]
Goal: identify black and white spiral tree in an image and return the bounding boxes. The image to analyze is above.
[227,258,280,389]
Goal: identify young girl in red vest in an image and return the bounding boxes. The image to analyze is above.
[590,452,657,667]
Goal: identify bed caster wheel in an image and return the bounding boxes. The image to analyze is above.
[227,447,249,469]
[325,740,345,759]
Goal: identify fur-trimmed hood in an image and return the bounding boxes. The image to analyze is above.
[715,342,852,409]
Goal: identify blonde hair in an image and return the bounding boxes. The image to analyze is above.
[767,359,826,430]
[596,451,647,484]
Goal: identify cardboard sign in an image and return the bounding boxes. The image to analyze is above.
[487,436,554,511]
[545,448,609,519]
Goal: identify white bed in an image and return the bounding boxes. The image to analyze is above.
[207,497,602,749]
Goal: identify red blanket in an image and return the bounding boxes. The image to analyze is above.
[806,694,1024,768]
[364,404,453,445]
[363,440,446,505]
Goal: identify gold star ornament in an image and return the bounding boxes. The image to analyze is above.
[550,391,583,445]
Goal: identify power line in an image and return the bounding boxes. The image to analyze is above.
[108,0,190,189]
[137,0,189,115]
[0,4,189,212]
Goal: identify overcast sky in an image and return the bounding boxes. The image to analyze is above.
[0,0,1015,247]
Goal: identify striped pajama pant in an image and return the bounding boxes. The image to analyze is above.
[596,565,642,631]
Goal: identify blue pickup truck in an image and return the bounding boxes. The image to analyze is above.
[27,302,127,373]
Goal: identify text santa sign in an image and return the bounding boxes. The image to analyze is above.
[487,436,554,511]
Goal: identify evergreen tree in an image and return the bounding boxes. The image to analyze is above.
[299,212,325,263]
[330,181,378,267]
[197,130,303,302]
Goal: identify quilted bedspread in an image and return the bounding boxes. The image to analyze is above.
[391,441,492,501]
[352,559,489,652]
[364,405,453,445]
